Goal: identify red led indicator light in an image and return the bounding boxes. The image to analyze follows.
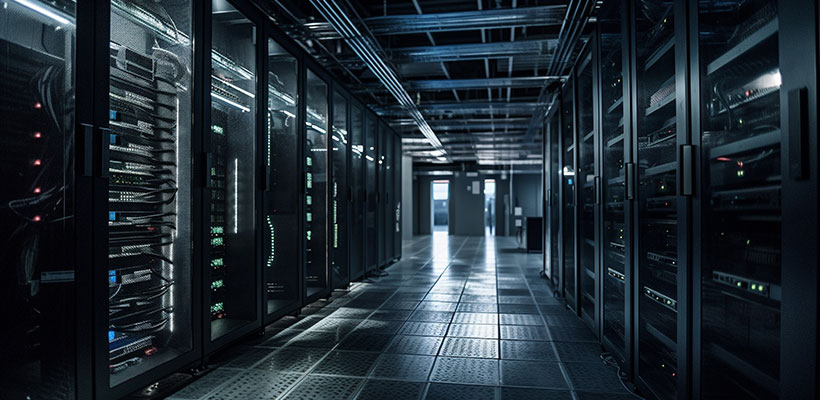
[33,187,41,194]
[33,132,42,139]
[34,102,42,109]
[33,159,42,166]
[33,215,41,222]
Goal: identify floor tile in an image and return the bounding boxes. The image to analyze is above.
[500,340,558,361]
[253,348,328,373]
[439,337,499,359]
[500,360,568,389]
[430,357,499,386]
[370,354,436,381]
[424,383,496,400]
[500,325,550,341]
[312,351,381,376]
[499,387,572,400]
[355,380,425,400]
[447,323,499,339]
[283,375,362,400]
[562,362,629,393]
[386,335,444,356]
[399,321,450,336]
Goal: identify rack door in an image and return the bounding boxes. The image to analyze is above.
[264,37,300,322]
[206,0,258,346]
[304,69,329,301]
[105,0,197,393]
[576,46,597,327]
[350,104,365,280]
[599,0,628,367]
[382,126,394,265]
[0,1,82,397]
[547,108,561,285]
[632,0,680,397]
[560,83,577,310]
[365,114,378,272]
[696,0,782,397]
[331,90,349,289]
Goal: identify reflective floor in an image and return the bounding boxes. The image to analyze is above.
[169,234,631,400]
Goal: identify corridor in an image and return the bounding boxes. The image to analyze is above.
[169,235,633,400]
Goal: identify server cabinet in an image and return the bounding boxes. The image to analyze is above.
[263,36,301,323]
[560,82,578,311]
[393,131,403,261]
[630,0,689,397]
[598,0,630,369]
[365,113,378,272]
[104,0,201,395]
[331,90,350,289]
[546,105,561,286]
[691,0,819,397]
[576,41,598,329]
[303,68,329,302]
[349,103,366,280]
[0,1,90,397]
[382,124,394,266]
[205,0,260,353]
[377,122,386,267]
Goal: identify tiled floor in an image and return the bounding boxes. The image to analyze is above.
[169,234,634,400]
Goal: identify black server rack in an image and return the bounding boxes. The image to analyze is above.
[349,103,366,281]
[374,121,387,267]
[0,1,89,397]
[598,0,630,370]
[560,81,578,311]
[303,67,330,303]
[204,0,261,354]
[365,112,378,273]
[576,41,598,329]
[546,105,561,287]
[100,0,202,396]
[629,0,687,397]
[330,89,350,289]
[393,130,403,261]
[380,122,393,267]
[690,0,819,398]
[263,35,301,324]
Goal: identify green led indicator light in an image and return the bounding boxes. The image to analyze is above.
[211,125,224,134]
[306,157,312,166]
[737,170,745,177]
[751,284,757,290]
[736,281,742,287]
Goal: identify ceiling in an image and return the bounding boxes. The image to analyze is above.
[260,0,595,168]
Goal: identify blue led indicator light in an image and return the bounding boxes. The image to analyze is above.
[109,211,116,221]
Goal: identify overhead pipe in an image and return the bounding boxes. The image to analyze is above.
[309,0,445,153]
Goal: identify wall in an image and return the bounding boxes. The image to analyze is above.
[414,176,433,235]
[448,175,485,236]
[401,155,413,240]
[511,173,543,218]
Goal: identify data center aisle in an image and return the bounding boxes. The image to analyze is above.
[169,234,632,400]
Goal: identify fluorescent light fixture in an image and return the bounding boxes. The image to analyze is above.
[213,75,255,98]
[212,92,250,112]
[15,0,72,25]
[234,159,238,233]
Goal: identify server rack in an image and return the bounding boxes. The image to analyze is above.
[627,0,689,397]
[376,122,385,267]
[576,40,599,330]
[598,0,631,371]
[330,89,350,289]
[364,112,378,273]
[546,103,561,287]
[0,1,93,397]
[203,0,262,356]
[303,65,331,303]
[560,80,579,312]
[392,129,403,261]
[349,102,366,281]
[262,31,302,324]
[690,0,819,398]
[380,122,393,267]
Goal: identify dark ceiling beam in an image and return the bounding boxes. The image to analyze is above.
[302,5,567,38]
[388,39,557,63]
[404,76,562,91]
